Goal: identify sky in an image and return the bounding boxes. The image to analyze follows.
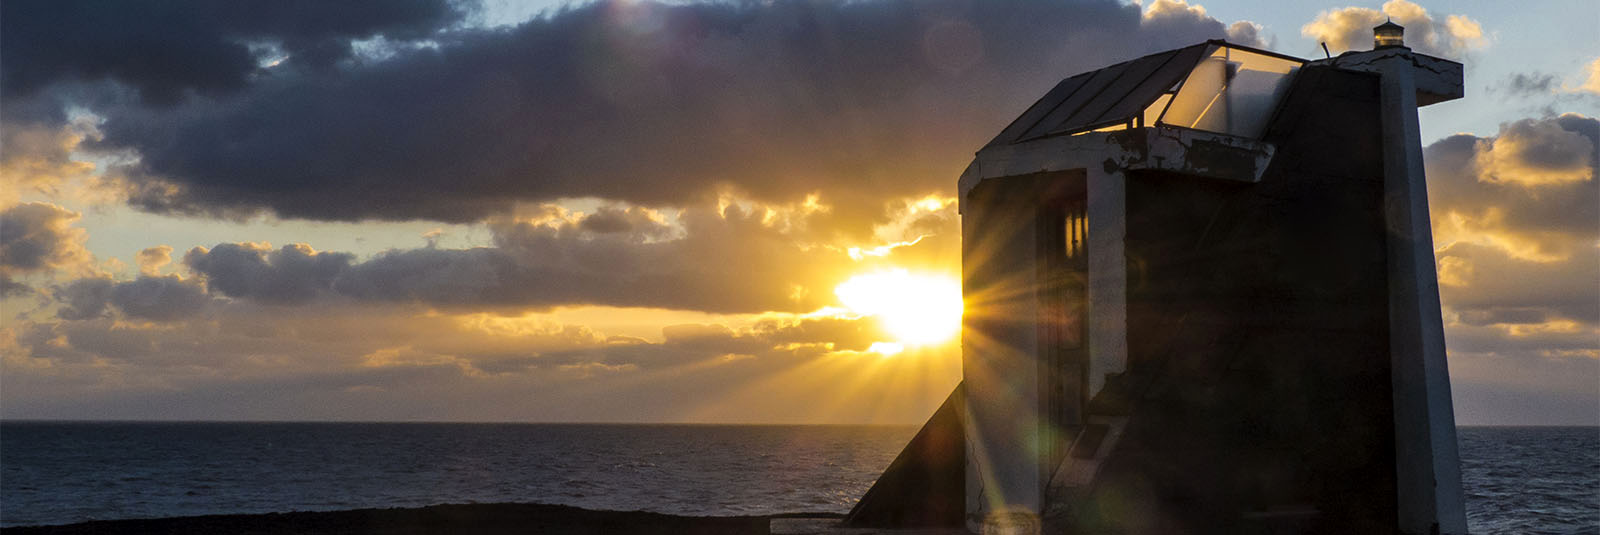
[1,0,1595,425]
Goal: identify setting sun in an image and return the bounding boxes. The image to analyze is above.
[834,269,963,347]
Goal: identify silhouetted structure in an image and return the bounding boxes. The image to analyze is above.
[827,23,1467,535]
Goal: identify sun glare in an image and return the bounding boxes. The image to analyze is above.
[834,269,963,347]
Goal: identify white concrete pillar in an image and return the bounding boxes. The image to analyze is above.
[1373,53,1469,535]
[1087,167,1128,397]
[962,196,1044,532]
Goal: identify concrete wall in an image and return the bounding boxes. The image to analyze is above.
[1048,66,1403,534]
[962,177,1049,528]
[961,167,1127,531]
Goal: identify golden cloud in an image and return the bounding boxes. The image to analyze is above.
[1301,0,1488,57]
[0,125,96,208]
[1580,57,1600,95]
[1474,118,1596,187]
[0,202,95,279]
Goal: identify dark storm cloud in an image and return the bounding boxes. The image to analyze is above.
[182,243,354,305]
[61,0,1241,224]
[0,0,469,107]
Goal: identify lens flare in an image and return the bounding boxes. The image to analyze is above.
[835,269,963,347]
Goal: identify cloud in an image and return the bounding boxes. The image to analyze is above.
[53,277,112,320]
[183,242,354,305]
[1495,72,1561,98]
[53,275,210,321]
[40,188,960,320]
[136,246,174,276]
[8,0,1248,227]
[333,201,851,313]
[1434,242,1597,327]
[0,0,469,106]
[21,301,601,371]
[0,122,99,207]
[0,202,92,280]
[0,277,32,298]
[28,184,963,337]
[1428,114,1598,262]
[1301,0,1487,58]
[1472,117,1596,187]
[1580,57,1600,95]
[538,314,881,371]
[1141,0,1268,49]
[155,200,840,313]
[1225,21,1270,49]
[1488,63,1600,114]
[3,292,952,422]
[577,205,673,238]
[1423,113,1598,425]
[108,275,211,321]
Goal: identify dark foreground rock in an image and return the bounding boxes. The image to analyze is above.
[2,503,789,535]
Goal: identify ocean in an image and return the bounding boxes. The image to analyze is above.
[1,423,1594,533]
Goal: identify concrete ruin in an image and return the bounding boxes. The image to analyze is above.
[800,24,1468,535]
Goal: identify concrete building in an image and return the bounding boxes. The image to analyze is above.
[823,23,1467,535]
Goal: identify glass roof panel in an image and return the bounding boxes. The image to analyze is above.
[1141,93,1174,127]
[981,43,1209,148]
[1157,45,1303,138]
[981,41,1304,148]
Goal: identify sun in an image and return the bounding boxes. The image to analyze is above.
[834,269,963,347]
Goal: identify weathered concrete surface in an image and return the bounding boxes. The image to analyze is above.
[1318,47,1464,106]
[958,127,1276,213]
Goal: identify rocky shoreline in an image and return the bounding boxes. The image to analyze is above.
[3,503,840,534]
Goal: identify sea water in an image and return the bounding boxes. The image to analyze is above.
[2,423,1595,533]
